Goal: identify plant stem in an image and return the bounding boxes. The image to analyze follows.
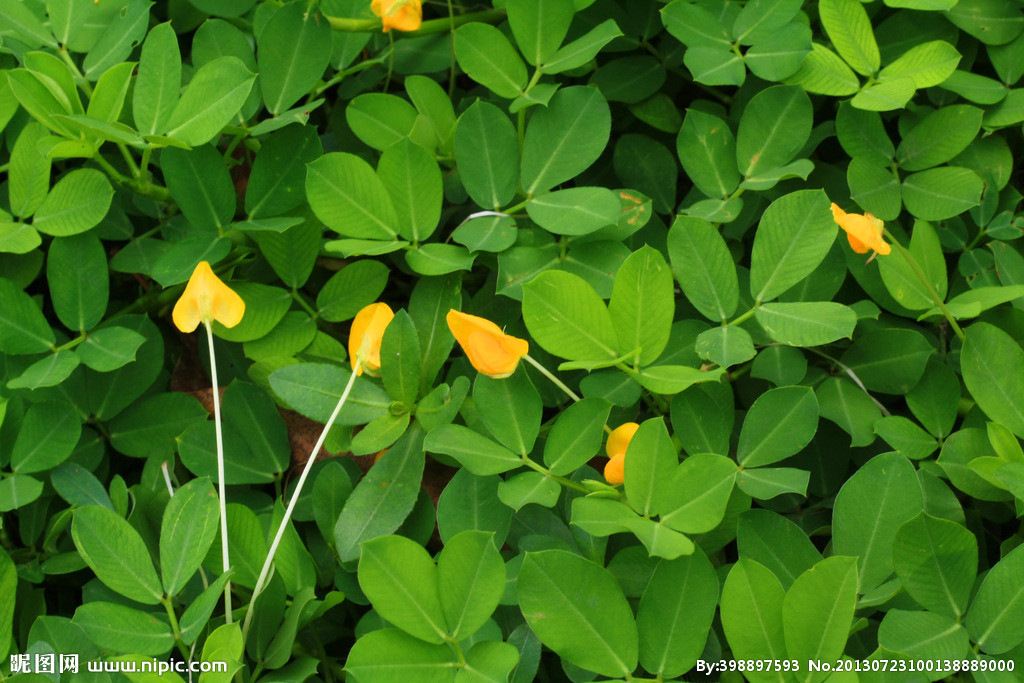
[205,321,233,624]
[885,231,965,342]
[523,354,580,401]
[241,361,363,640]
[522,454,589,492]
[161,597,191,659]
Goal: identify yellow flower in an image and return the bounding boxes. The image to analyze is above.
[371,0,422,32]
[446,309,529,379]
[172,261,245,333]
[604,422,639,486]
[349,303,394,376]
[830,203,891,257]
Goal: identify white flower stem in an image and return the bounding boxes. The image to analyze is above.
[205,321,232,624]
[241,360,362,640]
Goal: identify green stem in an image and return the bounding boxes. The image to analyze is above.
[58,47,93,98]
[523,354,580,401]
[446,0,457,98]
[291,289,318,318]
[205,322,233,624]
[118,143,140,178]
[161,597,191,659]
[322,9,505,35]
[241,361,363,640]
[522,454,589,493]
[92,152,172,202]
[885,231,965,342]
[726,304,758,326]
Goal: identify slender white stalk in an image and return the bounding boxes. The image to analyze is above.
[523,353,581,401]
[241,361,362,639]
[205,321,233,623]
[160,461,175,497]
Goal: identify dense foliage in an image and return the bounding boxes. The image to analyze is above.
[2,0,1024,681]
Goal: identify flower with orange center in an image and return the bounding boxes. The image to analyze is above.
[172,261,245,333]
[349,303,394,376]
[830,203,891,257]
[371,0,422,32]
[446,309,529,379]
[604,422,639,486]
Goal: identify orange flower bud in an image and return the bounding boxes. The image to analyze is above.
[371,0,422,32]
[830,203,891,257]
[349,303,394,376]
[604,452,625,486]
[446,309,529,379]
[605,422,640,458]
[172,261,245,333]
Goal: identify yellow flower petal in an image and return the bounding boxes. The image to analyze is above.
[605,422,640,458]
[172,261,245,333]
[371,0,422,32]
[447,309,529,379]
[349,302,394,376]
[831,202,891,257]
[604,452,625,486]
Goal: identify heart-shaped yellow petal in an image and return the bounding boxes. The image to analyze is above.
[447,309,529,379]
[172,261,245,333]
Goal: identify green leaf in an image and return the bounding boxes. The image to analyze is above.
[754,302,856,347]
[160,478,219,596]
[82,0,151,80]
[165,56,255,146]
[335,426,426,563]
[684,47,746,87]
[50,462,114,510]
[735,85,812,178]
[879,40,961,88]
[474,369,542,455]
[522,270,619,361]
[893,512,977,618]
[736,467,809,500]
[0,475,44,512]
[32,168,112,237]
[346,93,418,151]
[670,385,733,456]
[749,189,836,302]
[542,398,611,476]
[668,216,738,322]
[200,623,243,683]
[897,105,982,171]
[0,547,14,659]
[437,530,506,640]
[695,325,756,368]
[623,418,678,517]
[540,19,623,74]
[836,101,895,162]
[72,602,173,656]
[782,557,860,683]
[962,322,1024,439]
[902,166,984,221]
[608,246,673,366]
[161,145,235,232]
[878,610,970,663]
[460,641,520,683]
[851,77,917,111]
[874,416,939,460]
[507,0,574,65]
[46,232,107,332]
[660,1,731,47]
[378,138,442,242]
[316,260,389,323]
[454,101,519,210]
[635,364,726,395]
[7,349,80,390]
[0,222,42,254]
[966,543,1024,654]
[659,453,737,534]
[71,506,163,604]
[497,472,560,510]
[733,0,803,44]
[738,387,818,468]
[245,124,322,219]
[518,550,638,678]
[345,629,454,683]
[521,86,611,195]
[841,328,935,394]
[424,424,521,476]
[405,244,476,276]
[721,559,788,683]
[436,470,511,546]
[454,23,528,99]
[526,187,619,236]
[745,24,812,82]
[819,0,880,76]
[8,123,51,219]
[636,549,719,679]
[847,157,901,220]
[109,392,208,459]
[833,452,924,590]
[257,3,332,115]
[358,534,448,643]
[133,22,180,135]
[675,109,740,199]
[306,152,397,240]
[737,510,822,590]
[11,400,80,474]
[789,43,861,96]
[380,310,421,408]
[269,362,389,426]
[945,0,1024,46]
[0,0,57,48]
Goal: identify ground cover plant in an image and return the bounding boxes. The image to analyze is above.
[2,0,1024,680]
